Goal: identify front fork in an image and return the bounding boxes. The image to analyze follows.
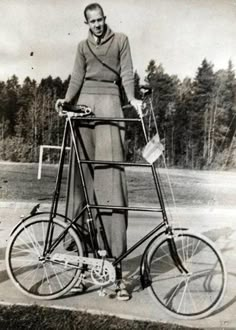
[140,227,189,289]
[167,229,189,275]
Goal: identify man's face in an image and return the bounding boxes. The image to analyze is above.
[86,9,106,37]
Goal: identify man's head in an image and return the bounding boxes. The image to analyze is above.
[84,3,106,38]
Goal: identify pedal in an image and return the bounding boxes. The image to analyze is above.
[98,250,107,258]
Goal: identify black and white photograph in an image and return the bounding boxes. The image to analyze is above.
[0,0,236,329]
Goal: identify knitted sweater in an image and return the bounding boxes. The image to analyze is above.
[65,25,135,102]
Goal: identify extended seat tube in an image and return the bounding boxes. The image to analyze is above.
[67,116,99,256]
[43,119,69,256]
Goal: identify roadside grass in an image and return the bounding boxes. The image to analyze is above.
[0,161,231,206]
[0,304,201,330]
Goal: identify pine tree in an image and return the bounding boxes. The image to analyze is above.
[191,59,215,168]
[4,75,20,135]
[211,62,236,167]
[174,77,194,167]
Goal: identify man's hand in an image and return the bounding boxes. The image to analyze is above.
[55,99,66,112]
[130,98,143,117]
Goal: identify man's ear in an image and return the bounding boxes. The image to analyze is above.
[104,16,106,22]
[84,20,88,25]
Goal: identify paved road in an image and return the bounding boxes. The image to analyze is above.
[0,201,236,329]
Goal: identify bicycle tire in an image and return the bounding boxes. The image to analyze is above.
[6,215,83,300]
[146,231,227,319]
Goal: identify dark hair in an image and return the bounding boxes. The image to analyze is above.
[84,3,104,21]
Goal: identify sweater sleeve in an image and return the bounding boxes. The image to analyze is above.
[65,42,86,102]
[119,35,135,102]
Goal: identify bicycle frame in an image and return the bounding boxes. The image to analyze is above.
[42,108,176,268]
[6,102,227,319]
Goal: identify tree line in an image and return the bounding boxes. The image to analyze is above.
[0,58,235,169]
[145,59,236,169]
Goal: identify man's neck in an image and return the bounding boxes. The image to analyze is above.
[93,35,100,45]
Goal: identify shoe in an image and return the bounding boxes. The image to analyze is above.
[116,281,130,301]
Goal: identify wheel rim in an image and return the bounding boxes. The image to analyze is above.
[7,218,82,299]
[148,233,226,318]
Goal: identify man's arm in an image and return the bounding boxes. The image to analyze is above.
[65,42,86,103]
[119,35,135,102]
[119,35,142,115]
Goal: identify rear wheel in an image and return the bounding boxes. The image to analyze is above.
[6,215,83,300]
[147,231,227,319]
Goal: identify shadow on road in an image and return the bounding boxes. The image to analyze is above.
[211,271,236,316]
[202,227,233,243]
[0,247,6,261]
[0,269,9,284]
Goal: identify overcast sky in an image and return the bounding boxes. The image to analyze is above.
[1,0,236,83]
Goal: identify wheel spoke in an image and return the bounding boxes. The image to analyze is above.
[16,262,41,284]
[22,225,42,256]
[42,264,53,294]
[165,278,186,308]
[16,236,40,257]
[176,278,188,313]
[6,217,83,299]
[147,232,226,319]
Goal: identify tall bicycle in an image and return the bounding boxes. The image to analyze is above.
[5,90,227,320]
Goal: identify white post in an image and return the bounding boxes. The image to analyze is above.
[37,145,71,180]
[38,145,44,180]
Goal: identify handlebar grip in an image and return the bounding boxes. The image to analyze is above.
[122,104,133,110]
[140,85,152,97]
[140,85,152,91]
[55,102,93,117]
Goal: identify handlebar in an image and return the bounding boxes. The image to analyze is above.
[55,85,153,118]
[55,102,93,117]
[62,103,92,114]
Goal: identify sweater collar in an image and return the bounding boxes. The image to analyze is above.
[87,24,114,45]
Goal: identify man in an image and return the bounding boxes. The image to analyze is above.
[56,2,142,300]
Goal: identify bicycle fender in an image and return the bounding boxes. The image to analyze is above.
[139,227,188,289]
[9,212,75,237]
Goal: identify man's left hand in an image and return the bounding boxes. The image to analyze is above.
[130,99,143,117]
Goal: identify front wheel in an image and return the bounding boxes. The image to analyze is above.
[146,231,227,319]
[6,215,83,300]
